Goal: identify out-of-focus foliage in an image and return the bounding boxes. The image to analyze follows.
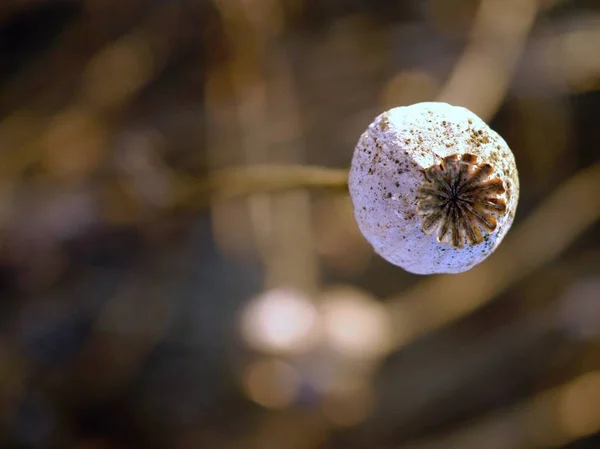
[0,0,599,448]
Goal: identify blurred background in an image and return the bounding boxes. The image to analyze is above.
[0,0,599,448]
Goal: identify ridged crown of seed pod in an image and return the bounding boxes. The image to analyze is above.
[349,102,519,275]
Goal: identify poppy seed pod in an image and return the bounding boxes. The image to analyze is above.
[349,102,519,275]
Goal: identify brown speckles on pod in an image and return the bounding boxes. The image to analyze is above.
[417,154,507,248]
[379,113,390,131]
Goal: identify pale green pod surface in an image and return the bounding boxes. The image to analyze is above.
[349,102,519,275]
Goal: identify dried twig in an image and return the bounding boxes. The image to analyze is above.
[437,0,538,120]
[172,164,348,208]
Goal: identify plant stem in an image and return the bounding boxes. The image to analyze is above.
[173,165,349,209]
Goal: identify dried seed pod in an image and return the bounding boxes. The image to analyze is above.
[349,102,519,275]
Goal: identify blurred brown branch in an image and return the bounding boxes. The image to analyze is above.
[437,0,537,120]
[397,365,600,449]
[173,165,348,208]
